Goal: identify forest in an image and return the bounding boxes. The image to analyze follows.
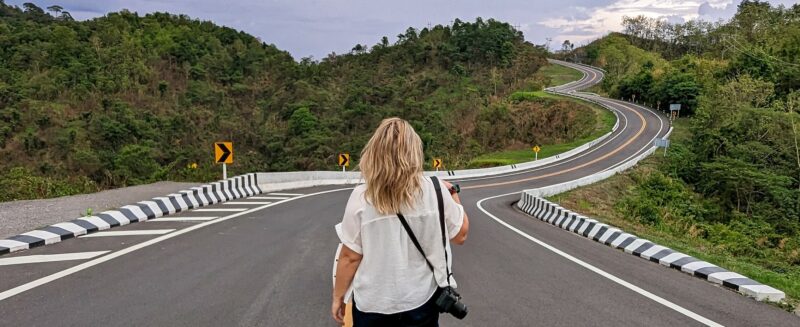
[557,1,800,295]
[0,2,601,201]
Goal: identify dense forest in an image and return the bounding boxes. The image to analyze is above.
[564,1,800,278]
[0,2,601,200]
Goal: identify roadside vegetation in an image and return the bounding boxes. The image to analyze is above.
[551,1,800,303]
[0,3,603,201]
[469,91,615,168]
[538,64,584,87]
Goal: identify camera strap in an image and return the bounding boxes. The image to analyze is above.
[396,176,452,288]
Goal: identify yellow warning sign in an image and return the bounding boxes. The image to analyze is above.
[215,142,233,164]
[338,153,350,167]
[433,158,443,169]
[532,145,541,153]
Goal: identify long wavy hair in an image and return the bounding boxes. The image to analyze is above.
[359,118,424,214]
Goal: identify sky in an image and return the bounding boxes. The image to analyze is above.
[7,0,797,60]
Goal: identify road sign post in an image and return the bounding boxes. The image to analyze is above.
[669,104,681,123]
[654,138,670,157]
[338,153,350,172]
[532,145,541,161]
[433,158,443,171]
[214,142,233,180]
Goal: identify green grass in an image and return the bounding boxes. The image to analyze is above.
[469,92,616,168]
[539,63,584,87]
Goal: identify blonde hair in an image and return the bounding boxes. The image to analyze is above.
[359,118,424,214]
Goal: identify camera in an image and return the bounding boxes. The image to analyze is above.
[435,286,468,319]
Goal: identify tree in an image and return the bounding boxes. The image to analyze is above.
[46,5,62,16]
[562,40,573,53]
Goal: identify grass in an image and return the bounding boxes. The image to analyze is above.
[548,118,800,308]
[469,92,616,167]
[539,63,585,87]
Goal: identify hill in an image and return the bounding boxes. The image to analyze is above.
[0,2,601,200]
[555,1,800,299]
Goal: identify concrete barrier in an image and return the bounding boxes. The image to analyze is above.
[516,195,786,302]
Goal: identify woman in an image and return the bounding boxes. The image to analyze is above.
[332,118,470,326]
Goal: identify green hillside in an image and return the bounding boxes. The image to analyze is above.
[555,1,800,300]
[0,3,602,200]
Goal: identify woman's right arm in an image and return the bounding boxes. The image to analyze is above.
[443,181,469,245]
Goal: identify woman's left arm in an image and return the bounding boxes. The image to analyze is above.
[332,245,362,325]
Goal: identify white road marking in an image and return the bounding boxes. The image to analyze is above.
[223,201,273,205]
[0,251,109,266]
[248,196,290,200]
[477,193,723,327]
[0,188,353,302]
[147,217,218,222]
[193,208,247,212]
[266,193,302,196]
[79,230,175,238]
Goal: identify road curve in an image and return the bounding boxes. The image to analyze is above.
[0,62,796,326]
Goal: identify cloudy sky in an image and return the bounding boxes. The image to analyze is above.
[8,0,796,60]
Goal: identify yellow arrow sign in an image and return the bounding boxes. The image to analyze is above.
[215,142,233,164]
[433,158,443,169]
[532,145,541,153]
[338,153,350,167]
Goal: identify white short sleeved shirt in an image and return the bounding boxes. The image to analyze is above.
[338,177,464,314]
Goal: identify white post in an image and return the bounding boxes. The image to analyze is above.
[342,165,345,173]
[535,153,538,161]
[223,163,227,180]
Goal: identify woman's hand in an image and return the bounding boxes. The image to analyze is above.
[441,180,461,204]
[331,298,346,325]
[442,180,453,188]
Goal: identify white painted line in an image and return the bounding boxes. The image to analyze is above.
[0,251,110,266]
[266,193,302,196]
[478,193,723,327]
[193,208,248,212]
[248,196,290,200]
[0,188,353,302]
[79,230,175,238]
[223,201,273,205]
[147,217,218,222]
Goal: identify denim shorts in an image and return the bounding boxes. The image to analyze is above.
[352,288,441,327]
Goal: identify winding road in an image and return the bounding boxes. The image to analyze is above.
[0,61,796,326]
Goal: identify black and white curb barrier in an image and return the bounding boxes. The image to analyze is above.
[516,194,786,302]
[0,173,262,256]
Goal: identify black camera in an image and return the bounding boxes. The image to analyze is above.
[435,286,468,319]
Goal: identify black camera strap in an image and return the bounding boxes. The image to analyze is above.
[396,176,452,287]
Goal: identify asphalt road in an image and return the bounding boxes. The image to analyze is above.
[0,62,796,326]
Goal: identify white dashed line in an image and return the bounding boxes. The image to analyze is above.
[193,208,248,212]
[223,202,273,205]
[147,217,218,222]
[248,196,290,200]
[80,230,175,238]
[0,251,110,266]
